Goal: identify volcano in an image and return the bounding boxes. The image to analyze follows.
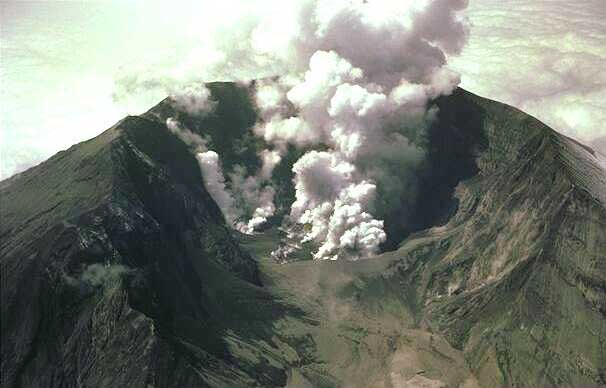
[1,83,605,388]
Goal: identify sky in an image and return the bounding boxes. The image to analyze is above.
[1,0,605,180]
[449,0,606,144]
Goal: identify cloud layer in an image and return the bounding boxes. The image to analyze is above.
[449,0,606,142]
[3,0,604,181]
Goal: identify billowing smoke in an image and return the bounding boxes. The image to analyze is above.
[80,264,130,288]
[64,263,131,290]
[166,101,254,229]
[167,116,279,233]
[163,0,469,259]
[289,151,387,260]
[167,117,247,227]
[164,80,281,233]
[166,117,207,151]
[242,0,469,260]
[228,149,282,233]
[238,149,283,232]
[172,84,216,116]
[196,150,243,225]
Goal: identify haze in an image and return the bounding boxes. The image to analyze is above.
[1,0,605,179]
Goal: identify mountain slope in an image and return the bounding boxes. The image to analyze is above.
[409,91,606,387]
[591,136,606,157]
[246,89,606,388]
[1,84,605,388]
[0,114,293,387]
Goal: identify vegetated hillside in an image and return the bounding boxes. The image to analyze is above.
[1,83,604,388]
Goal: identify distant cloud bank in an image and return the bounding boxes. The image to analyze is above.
[1,0,604,182]
[449,0,606,142]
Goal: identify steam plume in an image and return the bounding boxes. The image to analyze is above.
[165,0,469,259]
[245,0,469,260]
[196,150,242,225]
[167,117,279,233]
[229,149,282,233]
[172,84,216,116]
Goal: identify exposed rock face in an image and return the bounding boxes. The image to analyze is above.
[401,91,606,387]
[0,115,275,387]
[1,84,604,388]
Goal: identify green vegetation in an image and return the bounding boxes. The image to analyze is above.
[1,85,604,387]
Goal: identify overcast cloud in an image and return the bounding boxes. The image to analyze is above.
[449,0,606,143]
[1,0,605,179]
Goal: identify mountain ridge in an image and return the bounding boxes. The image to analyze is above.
[1,84,604,388]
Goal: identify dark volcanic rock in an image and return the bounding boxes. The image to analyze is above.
[0,114,288,387]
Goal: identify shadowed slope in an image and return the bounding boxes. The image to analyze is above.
[0,115,300,387]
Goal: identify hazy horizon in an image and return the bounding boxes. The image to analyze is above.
[1,0,605,180]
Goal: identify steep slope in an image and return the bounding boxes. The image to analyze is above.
[592,136,606,156]
[405,91,606,387]
[591,137,606,173]
[242,89,606,388]
[1,84,605,388]
[0,114,295,387]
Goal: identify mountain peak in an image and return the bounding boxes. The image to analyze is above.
[1,83,605,388]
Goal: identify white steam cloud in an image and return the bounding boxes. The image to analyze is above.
[113,72,216,118]
[172,84,216,116]
[196,150,241,224]
[242,0,469,260]
[64,263,131,290]
[167,115,279,233]
[228,151,282,234]
[80,264,130,288]
[5,1,603,182]
[235,149,283,233]
[157,0,469,260]
[166,117,207,151]
[164,82,280,233]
